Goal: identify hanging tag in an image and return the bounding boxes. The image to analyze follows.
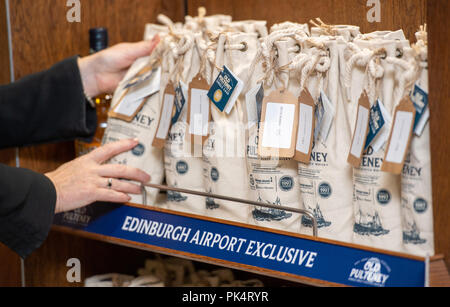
[381,97,416,174]
[364,99,386,151]
[186,74,211,145]
[123,66,157,89]
[152,84,176,149]
[370,99,392,153]
[109,67,161,122]
[347,92,371,167]
[207,65,244,114]
[294,89,316,164]
[317,90,335,144]
[410,84,430,136]
[258,89,299,159]
[245,83,263,129]
[171,83,187,125]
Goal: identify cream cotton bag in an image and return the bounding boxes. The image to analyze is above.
[344,34,410,252]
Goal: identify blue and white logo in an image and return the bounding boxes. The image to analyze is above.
[414,198,428,214]
[132,143,145,157]
[377,190,391,205]
[318,182,332,199]
[279,176,294,192]
[176,161,189,175]
[348,257,391,287]
[210,167,220,182]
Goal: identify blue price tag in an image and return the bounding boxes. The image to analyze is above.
[172,84,186,125]
[207,66,240,113]
[410,84,429,136]
[365,100,386,151]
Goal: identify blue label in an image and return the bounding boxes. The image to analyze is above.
[132,143,145,156]
[365,100,385,151]
[318,182,332,199]
[207,66,238,112]
[377,190,391,205]
[54,203,426,287]
[210,167,220,182]
[414,198,428,214]
[279,176,294,192]
[256,84,265,125]
[411,84,429,132]
[172,84,186,125]
[176,161,189,175]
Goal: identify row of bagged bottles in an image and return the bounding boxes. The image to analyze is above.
[100,9,433,258]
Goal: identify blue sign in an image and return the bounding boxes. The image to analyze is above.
[54,203,426,287]
[207,66,239,112]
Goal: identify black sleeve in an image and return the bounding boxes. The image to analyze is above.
[0,56,97,149]
[0,164,56,259]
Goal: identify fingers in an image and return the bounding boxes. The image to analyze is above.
[89,139,139,164]
[99,178,142,195]
[98,164,151,183]
[96,189,131,204]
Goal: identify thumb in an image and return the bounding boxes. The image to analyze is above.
[124,35,161,62]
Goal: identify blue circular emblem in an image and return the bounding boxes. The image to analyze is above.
[279,176,294,192]
[132,143,145,157]
[318,182,332,199]
[377,190,391,205]
[210,167,220,182]
[414,198,428,213]
[176,161,189,175]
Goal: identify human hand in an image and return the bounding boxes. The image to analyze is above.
[45,139,151,214]
[78,35,160,97]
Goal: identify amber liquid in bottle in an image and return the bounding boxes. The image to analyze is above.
[75,28,112,157]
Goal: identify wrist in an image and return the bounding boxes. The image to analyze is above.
[78,55,100,98]
[45,172,63,214]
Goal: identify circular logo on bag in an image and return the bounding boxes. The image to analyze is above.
[132,143,145,156]
[213,89,223,103]
[318,182,332,199]
[210,167,220,182]
[176,161,189,175]
[279,176,294,192]
[414,198,428,213]
[377,190,391,205]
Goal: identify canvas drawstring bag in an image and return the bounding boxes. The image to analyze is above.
[244,26,308,233]
[391,28,434,257]
[102,26,172,206]
[344,35,410,252]
[202,32,261,224]
[291,36,354,243]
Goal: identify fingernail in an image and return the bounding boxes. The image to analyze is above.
[132,138,139,143]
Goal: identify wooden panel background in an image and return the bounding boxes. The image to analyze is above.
[187,0,426,42]
[427,0,450,271]
[1,0,449,286]
[2,0,185,286]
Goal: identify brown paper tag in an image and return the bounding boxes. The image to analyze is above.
[347,91,371,167]
[152,84,176,149]
[294,89,316,164]
[258,88,299,159]
[108,66,155,122]
[381,96,416,174]
[186,73,211,146]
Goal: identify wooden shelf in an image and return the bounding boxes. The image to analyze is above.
[53,202,450,287]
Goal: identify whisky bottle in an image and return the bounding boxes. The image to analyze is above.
[75,27,112,157]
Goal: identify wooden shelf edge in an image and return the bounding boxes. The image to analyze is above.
[51,225,343,287]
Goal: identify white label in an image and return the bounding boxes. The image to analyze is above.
[262,103,295,149]
[156,94,175,140]
[371,100,391,153]
[224,67,245,115]
[319,91,335,143]
[296,103,313,154]
[385,111,414,163]
[350,105,370,158]
[245,84,261,129]
[415,107,430,136]
[114,67,161,117]
[189,88,210,136]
